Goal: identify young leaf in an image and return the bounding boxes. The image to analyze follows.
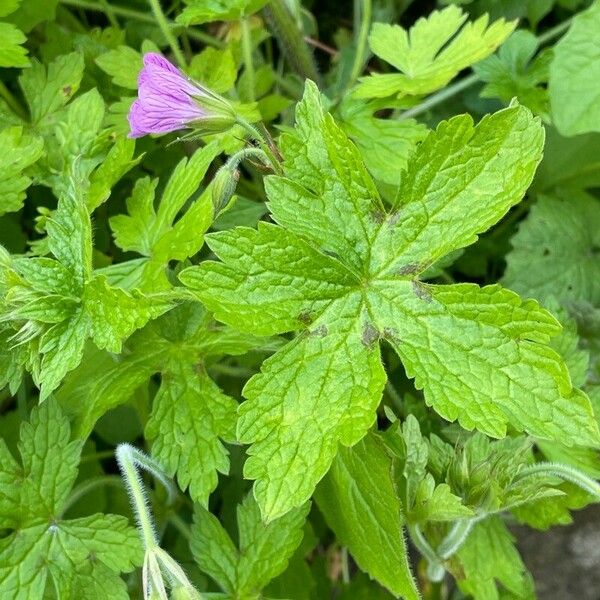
[109,142,221,291]
[191,494,309,596]
[315,432,420,600]
[0,401,142,599]
[181,81,599,519]
[549,1,600,135]
[86,137,142,211]
[95,45,144,90]
[503,190,600,305]
[145,362,237,507]
[356,6,515,98]
[336,97,427,187]
[177,0,269,25]
[475,30,551,119]
[0,22,28,68]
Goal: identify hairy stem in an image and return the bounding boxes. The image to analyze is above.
[235,115,283,174]
[515,461,600,498]
[262,0,320,84]
[436,519,475,559]
[116,444,176,551]
[408,524,445,582]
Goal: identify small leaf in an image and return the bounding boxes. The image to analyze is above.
[315,432,420,600]
[357,6,515,98]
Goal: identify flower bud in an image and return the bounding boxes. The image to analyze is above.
[211,165,240,217]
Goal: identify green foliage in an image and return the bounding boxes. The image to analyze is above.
[357,5,515,98]
[0,401,142,599]
[0,175,170,399]
[191,494,309,597]
[549,0,600,135]
[0,0,29,68]
[475,30,552,118]
[2,1,600,598]
[315,432,420,599]
[181,81,598,522]
[504,190,600,305]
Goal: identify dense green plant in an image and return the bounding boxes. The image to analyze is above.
[1,0,600,598]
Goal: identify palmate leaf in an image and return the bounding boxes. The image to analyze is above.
[0,174,170,399]
[57,302,263,505]
[0,401,142,599]
[0,0,29,68]
[180,81,600,521]
[109,142,221,291]
[474,30,552,119]
[356,5,515,99]
[453,517,534,600]
[0,125,43,216]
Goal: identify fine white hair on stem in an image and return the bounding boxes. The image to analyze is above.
[116,443,200,599]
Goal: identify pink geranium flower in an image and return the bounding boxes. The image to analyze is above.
[128,53,233,139]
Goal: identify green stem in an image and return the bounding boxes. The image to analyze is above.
[148,0,186,67]
[384,380,404,416]
[60,475,123,517]
[262,0,320,84]
[116,444,176,551]
[399,17,573,120]
[408,524,445,583]
[341,547,350,584]
[349,0,372,87]
[0,81,27,120]
[235,115,283,174]
[399,75,477,120]
[58,0,223,47]
[240,16,256,101]
[436,519,475,559]
[515,461,600,498]
[79,449,117,464]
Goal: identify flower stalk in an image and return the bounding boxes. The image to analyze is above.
[116,444,199,600]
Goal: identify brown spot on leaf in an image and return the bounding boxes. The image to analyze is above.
[310,324,328,337]
[370,209,386,224]
[298,311,313,325]
[412,281,432,302]
[383,327,401,344]
[361,323,380,347]
[397,262,421,276]
[63,85,72,96]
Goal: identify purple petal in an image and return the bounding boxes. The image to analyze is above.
[127,95,205,138]
[129,52,213,138]
[138,65,200,99]
[142,52,181,74]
